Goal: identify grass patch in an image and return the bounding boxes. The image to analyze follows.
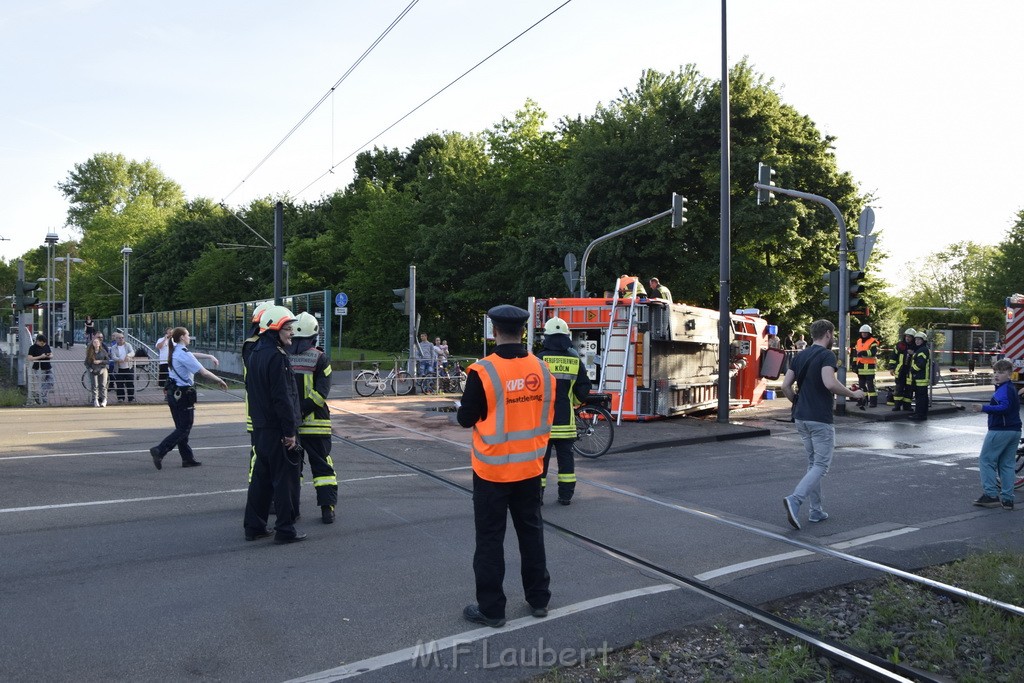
[0,385,26,407]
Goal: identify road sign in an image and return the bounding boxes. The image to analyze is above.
[334,306,348,316]
[335,292,348,307]
[563,253,577,272]
[858,207,875,236]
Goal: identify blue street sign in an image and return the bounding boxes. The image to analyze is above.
[335,292,348,307]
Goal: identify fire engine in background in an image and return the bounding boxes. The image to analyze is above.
[1004,293,1024,380]
[533,278,774,421]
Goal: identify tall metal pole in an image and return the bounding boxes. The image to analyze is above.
[274,202,284,304]
[407,265,416,374]
[716,0,732,422]
[121,246,132,330]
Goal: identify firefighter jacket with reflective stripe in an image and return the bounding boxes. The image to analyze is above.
[889,340,911,375]
[467,354,555,483]
[854,336,879,374]
[242,334,259,433]
[537,338,592,440]
[290,344,332,436]
[245,333,301,436]
[910,343,931,387]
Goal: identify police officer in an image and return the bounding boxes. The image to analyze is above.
[888,328,916,411]
[243,305,305,543]
[536,316,591,505]
[456,304,556,627]
[289,312,339,524]
[908,330,931,421]
[854,324,879,408]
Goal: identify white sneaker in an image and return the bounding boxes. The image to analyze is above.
[93,400,100,407]
[100,401,107,407]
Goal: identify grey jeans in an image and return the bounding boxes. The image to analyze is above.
[792,420,835,514]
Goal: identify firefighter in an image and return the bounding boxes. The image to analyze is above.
[888,328,916,411]
[648,277,671,301]
[289,312,338,524]
[908,330,931,421]
[243,301,274,434]
[617,275,647,298]
[456,304,556,627]
[242,305,305,543]
[854,324,880,408]
[536,316,592,505]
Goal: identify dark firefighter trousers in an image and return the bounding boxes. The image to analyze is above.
[542,438,576,501]
[244,428,302,539]
[299,436,338,510]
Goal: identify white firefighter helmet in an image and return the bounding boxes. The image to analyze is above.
[859,324,872,334]
[914,330,927,340]
[543,317,570,336]
[250,300,273,324]
[904,328,917,338]
[259,305,297,332]
[292,312,320,338]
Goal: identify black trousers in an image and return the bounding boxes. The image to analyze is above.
[244,429,301,538]
[856,370,876,401]
[472,472,550,620]
[155,391,195,462]
[114,368,135,401]
[542,438,576,501]
[301,436,338,508]
[913,385,929,419]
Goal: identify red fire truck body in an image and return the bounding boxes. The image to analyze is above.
[533,296,771,421]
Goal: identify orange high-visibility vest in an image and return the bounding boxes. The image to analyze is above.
[855,337,878,367]
[468,355,555,483]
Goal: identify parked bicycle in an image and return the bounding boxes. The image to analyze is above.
[573,392,615,458]
[416,360,468,395]
[354,356,414,396]
[81,358,159,393]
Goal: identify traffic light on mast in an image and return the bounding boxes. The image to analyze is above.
[821,269,840,312]
[757,162,776,205]
[671,193,688,228]
[392,288,409,314]
[15,278,41,312]
[848,270,866,310]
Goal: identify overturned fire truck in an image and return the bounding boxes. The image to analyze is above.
[532,284,774,421]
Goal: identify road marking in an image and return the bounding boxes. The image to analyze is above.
[875,453,914,459]
[0,473,418,514]
[695,527,920,581]
[920,460,958,467]
[283,584,678,682]
[0,444,251,462]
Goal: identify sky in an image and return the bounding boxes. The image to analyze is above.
[2,0,1023,289]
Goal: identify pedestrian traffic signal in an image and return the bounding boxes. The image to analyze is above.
[14,278,41,312]
[671,193,688,228]
[392,288,408,314]
[756,162,776,205]
[848,270,866,309]
[821,269,840,312]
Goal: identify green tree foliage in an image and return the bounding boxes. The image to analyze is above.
[979,210,1024,306]
[901,241,1002,331]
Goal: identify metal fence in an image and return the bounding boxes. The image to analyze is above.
[24,358,168,407]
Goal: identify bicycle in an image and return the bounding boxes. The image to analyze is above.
[81,359,158,393]
[417,361,468,395]
[353,356,413,397]
[572,392,615,458]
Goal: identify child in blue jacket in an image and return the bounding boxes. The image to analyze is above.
[972,359,1022,510]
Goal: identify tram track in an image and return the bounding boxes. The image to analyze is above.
[330,401,1024,682]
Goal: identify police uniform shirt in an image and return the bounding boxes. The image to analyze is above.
[168,347,204,386]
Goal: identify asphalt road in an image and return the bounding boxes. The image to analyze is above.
[1,383,1021,682]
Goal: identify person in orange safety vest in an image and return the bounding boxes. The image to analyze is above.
[854,324,880,408]
[456,304,556,628]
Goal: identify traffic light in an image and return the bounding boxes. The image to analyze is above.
[392,288,408,314]
[756,162,776,205]
[848,270,866,309]
[821,269,840,312]
[671,193,688,228]
[15,278,41,312]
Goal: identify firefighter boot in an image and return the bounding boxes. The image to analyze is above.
[321,505,335,524]
[869,396,877,408]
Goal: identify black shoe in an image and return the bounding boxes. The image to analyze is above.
[891,405,902,412]
[274,532,307,544]
[182,460,202,468]
[557,498,572,506]
[321,506,335,524]
[149,447,163,470]
[463,604,505,628]
[1002,499,1015,511]
[245,529,272,541]
[530,605,549,618]
[974,495,1001,508]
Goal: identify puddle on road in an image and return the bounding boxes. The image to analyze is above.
[838,440,920,450]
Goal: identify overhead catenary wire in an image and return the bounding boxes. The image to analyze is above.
[220,0,422,205]
[292,0,574,198]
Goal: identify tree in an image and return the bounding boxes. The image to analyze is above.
[900,241,1001,331]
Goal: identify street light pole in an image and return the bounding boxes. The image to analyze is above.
[121,246,133,331]
[44,232,58,340]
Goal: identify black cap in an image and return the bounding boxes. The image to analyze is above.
[487,304,530,327]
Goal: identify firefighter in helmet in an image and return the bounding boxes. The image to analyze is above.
[854,324,879,408]
[243,305,305,543]
[536,316,592,505]
[288,312,339,524]
[888,328,916,411]
[908,330,931,421]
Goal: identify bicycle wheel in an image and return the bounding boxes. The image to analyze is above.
[354,371,380,397]
[393,370,414,396]
[572,404,614,458]
[135,362,152,391]
[82,370,91,392]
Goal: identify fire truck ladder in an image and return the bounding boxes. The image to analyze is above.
[597,290,639,424]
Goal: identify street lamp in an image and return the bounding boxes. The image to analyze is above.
[54,256,84,346]
[121,245,132,331]
[44,232,58,339]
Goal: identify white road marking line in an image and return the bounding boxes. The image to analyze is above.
[875,453,914,459]
[695,527,920,581]
[0,474,418,514]
[920,460,958,467]
[0,444,251,462]
[283,584,678,682]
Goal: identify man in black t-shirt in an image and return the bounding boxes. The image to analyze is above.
[779,320,865,530]
[27,334,54,405]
